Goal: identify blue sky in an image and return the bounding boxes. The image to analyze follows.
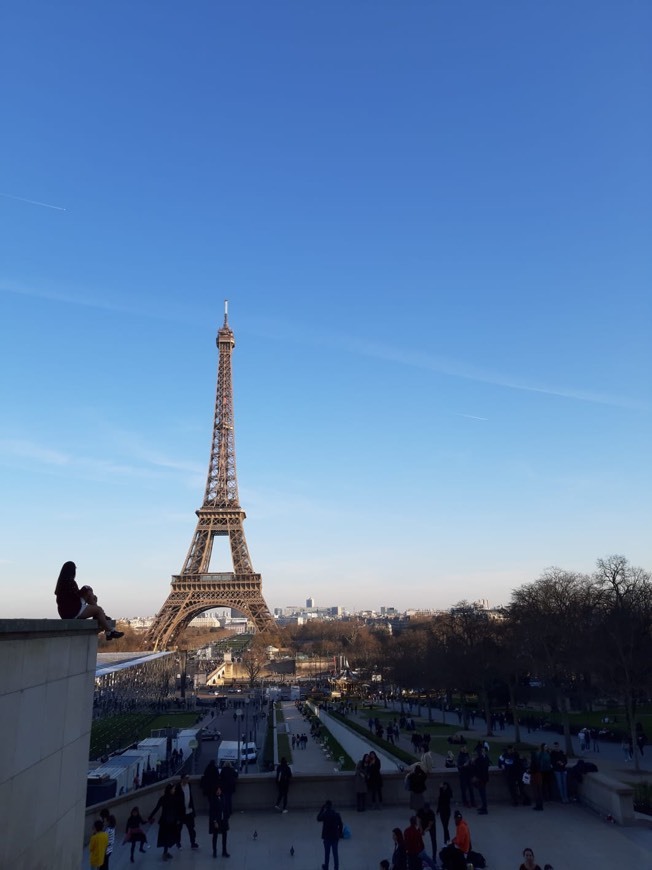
[1,2,650,620]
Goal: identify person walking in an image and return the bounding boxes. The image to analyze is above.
[436,781,453,844]
[174,775,199,849]
[208,785,230,858]
[101,813,116,869]
[148,783,180,862]
[89,820,108,870]
[275,756,292,812]
[317,799,343,870]
[123,807,148,863]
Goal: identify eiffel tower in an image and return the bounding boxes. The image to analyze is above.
[145,303,274,650]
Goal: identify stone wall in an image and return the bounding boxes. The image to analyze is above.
[0,620,98,869]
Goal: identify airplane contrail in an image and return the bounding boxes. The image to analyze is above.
[0,192,66,211]
[455,413,489,421]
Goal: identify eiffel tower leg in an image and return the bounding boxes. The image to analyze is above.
[145,577,274,651]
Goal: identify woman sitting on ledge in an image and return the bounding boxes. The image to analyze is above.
[54,560,123,640]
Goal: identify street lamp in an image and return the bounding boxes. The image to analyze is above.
[234,708,243,771]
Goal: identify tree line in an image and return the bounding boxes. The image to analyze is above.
[279,555,652,770]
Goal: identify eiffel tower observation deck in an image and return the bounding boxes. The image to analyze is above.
[145,303,273,650]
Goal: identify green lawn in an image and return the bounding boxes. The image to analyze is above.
[355,709,536,761]
[90,712,199,759]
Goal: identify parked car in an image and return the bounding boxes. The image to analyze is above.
[202,729,221,741]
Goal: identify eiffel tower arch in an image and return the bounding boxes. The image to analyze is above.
[145,304,274,651]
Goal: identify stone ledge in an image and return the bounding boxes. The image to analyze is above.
[578,771,635,825]
[0,619,99,640]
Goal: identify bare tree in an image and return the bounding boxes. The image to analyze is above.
[509,568,597,755]
[592,555,652,772]
[240,635,269,687]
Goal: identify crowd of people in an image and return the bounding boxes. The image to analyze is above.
[88,806,149,868]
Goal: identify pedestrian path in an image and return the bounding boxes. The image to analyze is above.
[281,701,338,775]
[83,703,652,869]
[86,797,652,870]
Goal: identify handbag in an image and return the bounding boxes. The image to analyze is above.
[522,772,531,785]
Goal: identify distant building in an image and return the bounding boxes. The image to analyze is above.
[306,596,315,609]
[189,615,221,628]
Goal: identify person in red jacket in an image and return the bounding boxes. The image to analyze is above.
[403,816,435,870]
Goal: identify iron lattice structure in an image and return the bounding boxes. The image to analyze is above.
[145,307,274,650]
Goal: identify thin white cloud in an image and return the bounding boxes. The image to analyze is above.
[0,437,200,483]
[1,287,644,410]
[0,279,197,325]
[0,439,70,465]
[455,413,489,421]
[98,426,204,476]
[0,192,66,211]
[340,335,645,411]
[247,318,645,410]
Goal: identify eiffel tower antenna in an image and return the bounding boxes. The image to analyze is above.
[145,307,274,650]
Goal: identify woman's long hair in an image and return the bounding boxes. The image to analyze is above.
[55,561,76,594]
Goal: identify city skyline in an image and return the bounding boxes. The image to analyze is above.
[1,3,650,620]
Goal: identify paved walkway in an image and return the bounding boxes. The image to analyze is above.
[85,799,652,870]
[83,703,652,870]
[82,703,652,869]
[281,701,339,774]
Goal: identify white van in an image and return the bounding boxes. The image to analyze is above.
[217,740,257,768]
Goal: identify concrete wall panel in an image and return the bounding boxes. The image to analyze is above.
[0,620,97,870]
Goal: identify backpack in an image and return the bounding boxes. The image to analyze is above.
[467,849,486,869]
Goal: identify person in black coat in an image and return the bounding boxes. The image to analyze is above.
[391,827,407,870]
[407,764,428,811]
[148,783,179,861]
[208,786,230,858]
[366,751,383,809]
[275,756,293,811]
[317,800,344,870]
[201,760,219,797]
[124,807,148,863]
[219,762,238,817]
[436,782,453,844]
[174,775,198,849]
